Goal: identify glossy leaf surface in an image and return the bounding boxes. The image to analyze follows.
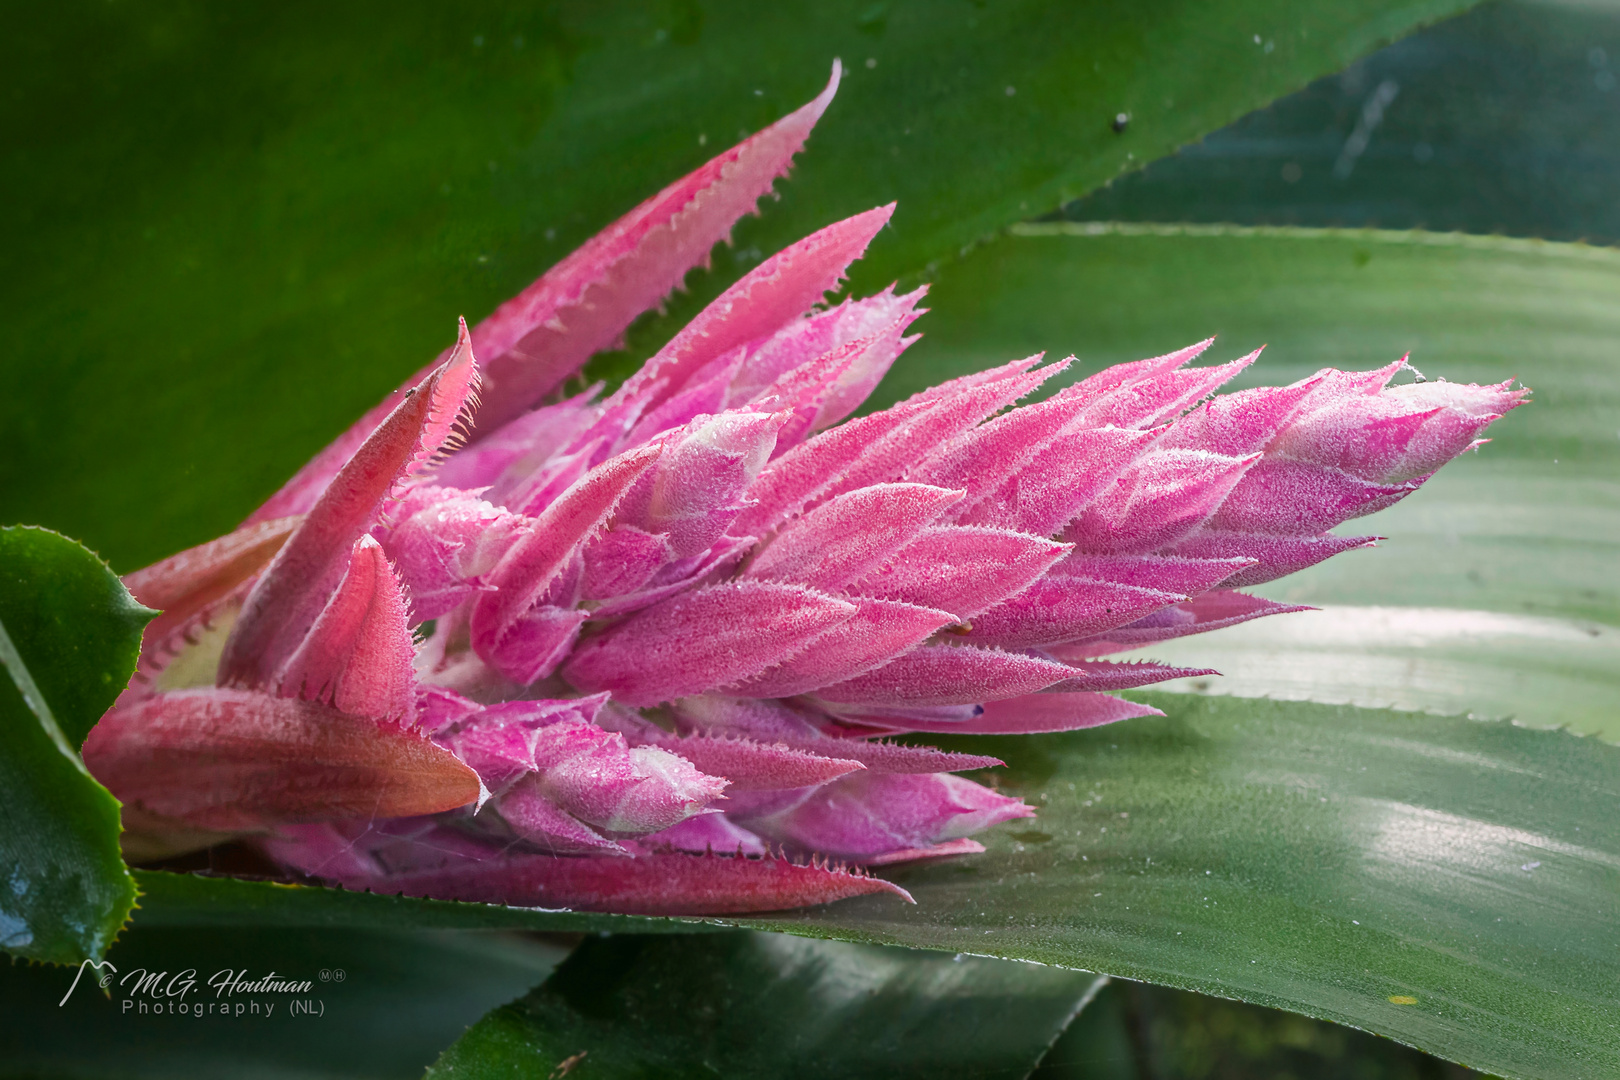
[427,931,1104,1080]
[1062,1,1620,246]
[8,11,1615,1071]
[0,527,151,964]
[130,695,1620,1079]
[122,227,1620,1077]
[745,694,1620,1080]
[0,925,567,1079]
[887,224,1620,738]
[1033,979,1494,1079]
[130,869,713,936]
[2,0,1474,570]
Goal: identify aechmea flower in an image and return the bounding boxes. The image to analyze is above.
[83,63,1526,914]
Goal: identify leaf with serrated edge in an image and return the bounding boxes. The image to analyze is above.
[0,527,151,963]
[4,1,1479,569]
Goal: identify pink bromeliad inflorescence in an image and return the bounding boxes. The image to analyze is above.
[84,64,1525,915]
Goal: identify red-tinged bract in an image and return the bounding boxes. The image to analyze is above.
[87,62,1526,916]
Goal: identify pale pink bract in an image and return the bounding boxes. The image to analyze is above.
[84,63,1526,914]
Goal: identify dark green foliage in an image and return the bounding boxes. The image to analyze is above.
[1033,981,1488,1079]
[1062,1,1620,244]
[0,528,151,964]
[8,3,1616,1076]
[0,925,568,1078]
[428,932,1103,1079]
[0,0,1472,570]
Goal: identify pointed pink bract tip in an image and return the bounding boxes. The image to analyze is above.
[813,59,844,118]
[274,534,417,724]
[219,340,483,691]
[109,64,1534,917]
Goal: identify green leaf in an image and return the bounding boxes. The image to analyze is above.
[1,0,1476,571]
[883,224,1620,738]
[1063,2,1620,246]
[131,869,718,937]
[0,526,152,964]
[1033,978,1497,1078]
[0,527,155,747]
[427,932,1105,1080]
[0,924,567,1078]
[132,702,1620,1078]
[742,696,1620,1080]
[120,227,1619,1076]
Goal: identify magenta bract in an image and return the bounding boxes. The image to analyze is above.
[86,62,1526,915]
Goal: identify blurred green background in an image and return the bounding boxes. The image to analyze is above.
[996,5,1620,1070]
[1061,0,1620,241]
[4,0,1616,1076]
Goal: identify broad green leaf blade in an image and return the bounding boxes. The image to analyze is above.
[427,932,1105,1080]
[0,924,566,1079]
[128,709,1620,1078]
[740,696,1620,1080]
[0,526,154,747]
[124,704,1620,1076]
[0,677,124,963]
[881,224,1620,736]
[131,869,716,937]
[1033,979,1496,1079]
[1063,1,1620,246]
[1031,980,1139,1080]
[0,526,151,964]
[1,0,1475,571]
[115,225,1619,1077]
[1116,606,1617,738]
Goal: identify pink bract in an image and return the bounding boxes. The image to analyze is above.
[85,62,1526,916]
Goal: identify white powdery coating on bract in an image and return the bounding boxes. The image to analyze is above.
[93,67,1526,915]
